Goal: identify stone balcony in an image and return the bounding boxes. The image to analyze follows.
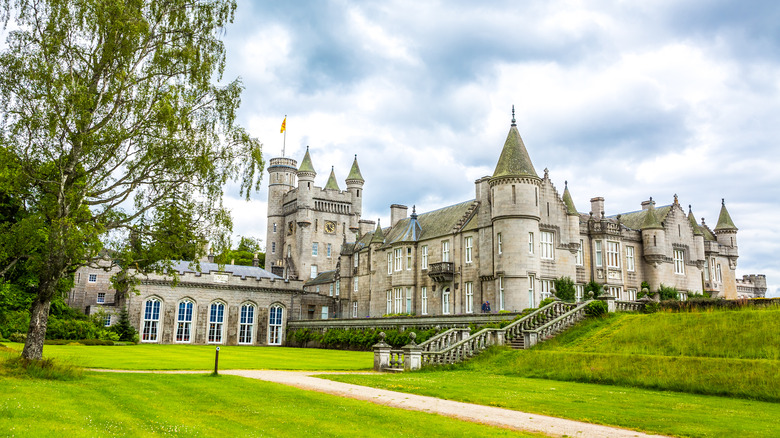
[428,262,455,282]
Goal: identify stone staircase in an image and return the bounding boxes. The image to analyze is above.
[374,300,592,371]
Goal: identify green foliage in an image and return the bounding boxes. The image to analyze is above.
[2,355,83,380]
[553,276,576,301]
[215,236,265,267]
[288,327,437,350]
[585,300,608,317]
[537,297,555,308]
[584,280,603,298]
[110,308,137,342]
[657,284,679,300]
[643,302,660,314]
[0,0,263,359]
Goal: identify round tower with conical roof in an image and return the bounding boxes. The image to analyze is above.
[714,199,738,249]
[489,108,542,311]
[266,155,298,270]
[296,146,317,210]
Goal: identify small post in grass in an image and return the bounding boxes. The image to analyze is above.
[214,346,220,375]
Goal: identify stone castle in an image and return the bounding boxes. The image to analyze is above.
[67,112,767,344]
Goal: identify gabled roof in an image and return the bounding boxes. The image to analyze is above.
[714,200,738,231]
[384,208,422,244]
[169,260,281,280]
[325,166,340,190]
[346,155,364,182]
[298,146,316,174]
[491,121,538,180]
[304,270,336,286]
[611,204,671,230]
[562,182,578,216]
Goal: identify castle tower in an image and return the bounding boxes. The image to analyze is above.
[640,198,666,289]
[296,146,317,210]
[714,199,739,298]
[266,156,298,270]
[688,205,705,264]
[489,107,541,311]
[345,155,365,233]
[562,181,580,245]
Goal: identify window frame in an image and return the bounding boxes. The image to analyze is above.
[442,240,450,263]
[442,288,451,314]
[141,298,161,343]
[96,292,105,304]
[88,273,97,283]
[312,242,318,257]
[674,249,685,275]
[607,241,620,269]
[421,286,428,315]
[576,239,584,266]
[207,301,226,344]
[238,303,256,345]
[626,246,635,272]
[175,299,194,343]
[465,282,473,313]
[595,240,603,267]
[540,231,554,260]
[528,232,534,255]
[465,236,473,264]
[421,245,428,270]
[268,305,284,345]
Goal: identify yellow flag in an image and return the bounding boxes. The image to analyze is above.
[280,117,286,133]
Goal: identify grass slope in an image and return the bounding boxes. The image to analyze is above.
[2,342,373,370]
[0,371,542,437]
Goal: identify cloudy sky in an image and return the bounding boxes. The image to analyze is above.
[217,0,779,297]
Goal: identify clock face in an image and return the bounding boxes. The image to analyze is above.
[325,221,336,234]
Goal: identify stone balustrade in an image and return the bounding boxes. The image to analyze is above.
[615,301,644,312]
[288,312,521,332]
[418,327,471,352]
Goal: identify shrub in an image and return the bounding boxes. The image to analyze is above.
[553,276,576,302]
[110,308,138,342]
[585,300,608,317]
[657,284,679,301]
[9,332,26,343]
[643,302,660,314]
[584,280,603,299]
[538,297,556,308]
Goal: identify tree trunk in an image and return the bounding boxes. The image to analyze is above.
[22,298,52,360]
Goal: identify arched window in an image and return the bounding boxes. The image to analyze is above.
[142,298,161,342]
[176,300,194,343]
[208,302,225,344]
[268,305,284,345]
[238,303,255,345]
[442,288,451,315]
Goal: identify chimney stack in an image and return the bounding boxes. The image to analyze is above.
[590,197,605,220]
[390,204,408,227]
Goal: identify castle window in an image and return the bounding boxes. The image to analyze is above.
[704,258,710,281]
[176,300,193,343]
[357,190,360,197]
[406,287,412,313]
[327,243,332,258]
[394,248,403,271]
[540,231,554,260]
[716,263,722,282]
[575,284,584,302]
[626,289,637,301]
[465,237,473,263]
[208,302,225,344]
[512,185,516,204]
[329,284,333,296]
[540,279,553,300]
[406,247,412,270]
[499,276,506,310]
[626,246,635,272]
[271,242,276,254]
[97,292,105,304]
[310,265,317,279]
[354,252,358,267]
[465,282,473,313]
[595,241,603,267]
[321,306,329,320]
[88,274,97,283]
[535,187,539,206]
[312,242,318,256]
[529,232,534,255]
[268,305,283,345]
[104,314,111,327]
[273,223,277,233]
[421,245,428,270]
[527,276,534,309]
[352,301,358,317]
[607,241,620,269]
[674,250,685,275]
[421,287,428,315]
[141,298,161,342]
[386,291,392,314]
[442,288,451,314]
[315,219,318,232]
[678,224,681,237]
[387,252,392,275]
[547,202,550,217]
[442,241,450,262]
[335,280,340,296]
[354,277,358,292]
[497,233,503,254]
[238,304,255,345]
[576,240,584,266]
[394,287,403,313]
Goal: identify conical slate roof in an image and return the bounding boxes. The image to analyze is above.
[714,199,738,231]
[299,146,316,174]
[688,206,703,236]
[562,182,578,216]
[492,119,538,180]
[370,220,385,244]
[325,166,340,190]
[346,155,364,182]
[640,200,664,230]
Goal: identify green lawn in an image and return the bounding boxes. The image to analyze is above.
[0,371,543,437]
[323,370,780,438]
[1,342,373,370]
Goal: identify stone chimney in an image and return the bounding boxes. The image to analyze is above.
[359,219,376,236]
[641,198,655,211]
[253,253,260,267]
[390,204,408,227]
[590,197,605,220]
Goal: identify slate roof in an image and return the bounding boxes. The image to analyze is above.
[688,207,703,236]
[562,183,578,216]
[346,155,364,182]
[325,167,340,190]
[608,205,671,230]
[169,260,281,280]
[492,124,538,179]
[299,146,315,174]
[304,270,336,286]
[714,201,738,231]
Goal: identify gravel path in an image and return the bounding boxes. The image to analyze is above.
[90,369,670,438]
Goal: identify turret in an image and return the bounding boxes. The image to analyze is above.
[325,166,340,191]
[714,198,738,249]
[266,156,298,268]
[296,146,316,209]
[562,181,580,245]
[688,205,705,263]
[345,155,365,218]
[640,197,666,262]
[488,107,541,311]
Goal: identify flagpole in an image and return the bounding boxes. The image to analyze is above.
[282,114,287,157]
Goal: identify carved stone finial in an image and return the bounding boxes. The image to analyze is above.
[565,180,568,187]
[674,194,678,204]
[511,105,516,126]
[689,204,692,213]
[722,198,725,206]
[378,331,386,341]
[544,168,549,178]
